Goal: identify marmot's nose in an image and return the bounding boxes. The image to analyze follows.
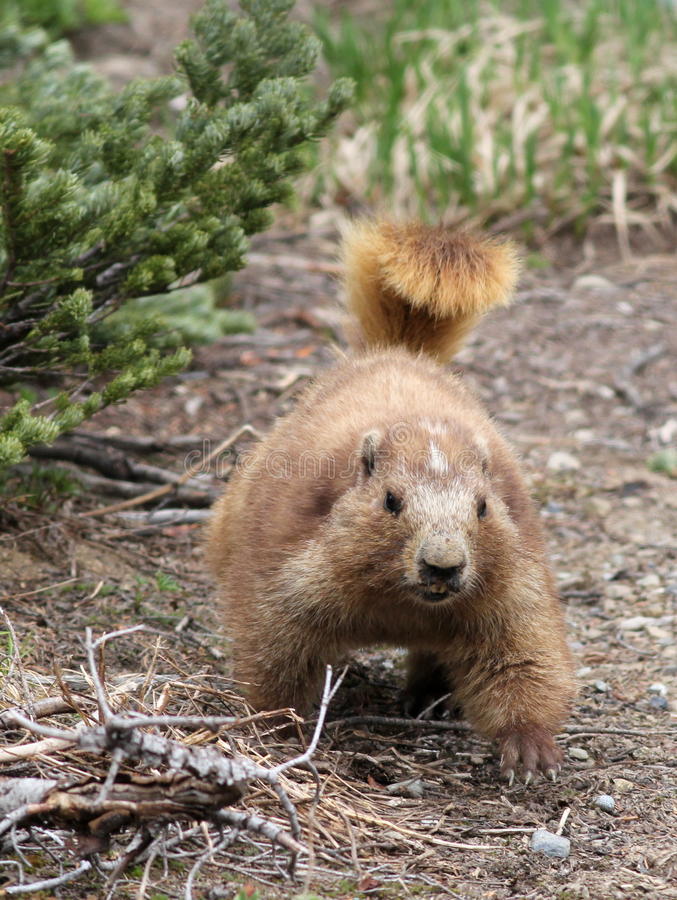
[419,559,466,591]
[419,534,467,572]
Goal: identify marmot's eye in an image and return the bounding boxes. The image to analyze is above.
[477,497,487,519]
[384,491,402,515]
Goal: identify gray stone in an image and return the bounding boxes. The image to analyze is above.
[637,573,661,589]
[618,616,650,631]
[530,829,571,859]
[648,682,668,697]
[612,778,634,793]
[569,747,589,761]
[573,274,615,293]
[593,794,615,813]
[547,451,581,472]
[649,695,668,711]
[386,778,425,799]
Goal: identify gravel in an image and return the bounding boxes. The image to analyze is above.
[530,829,571,859]
[593,794,616,813]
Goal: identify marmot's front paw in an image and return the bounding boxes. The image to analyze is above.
[498,724,562,786]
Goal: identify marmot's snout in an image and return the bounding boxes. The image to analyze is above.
[417,533,469,601]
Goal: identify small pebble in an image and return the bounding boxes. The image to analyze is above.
[619,614,674,631]
[649,695,668,711]
[588,496,613,518]
[569,747,589,761]
[648,682,668,697]
[654,418,677,444]
[573,274,615,293]
[646,626,672,644]
[547,451,581,472]
[637,573,661,589]
[385,778,425,799]
[593,794,615,813]
[530,829,571,859]
[618,616,651,631]
[593,680,610,693]
[612,778,634,793]
[606,583,633,600]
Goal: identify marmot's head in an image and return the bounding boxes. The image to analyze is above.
[330,419,518,607]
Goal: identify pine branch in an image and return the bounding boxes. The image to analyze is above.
[0,1,353,468]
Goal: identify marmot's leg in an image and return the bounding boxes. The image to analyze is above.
[446,621,574,782]
[230,636,328,717]
[403,650,456,718]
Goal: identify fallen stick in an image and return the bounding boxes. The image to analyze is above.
[114,509,213,525]
[29,438,203,487]
[0,624,342,888]
[71,430,208,452]
[5,861,92,896]
[81,424,259,518]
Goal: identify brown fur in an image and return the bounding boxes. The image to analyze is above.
[207,219,576,779]
[341,219,520,361]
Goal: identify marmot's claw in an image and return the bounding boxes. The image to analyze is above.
[499,724,563,784]
[505,768,515,787]
[546,767,558,783]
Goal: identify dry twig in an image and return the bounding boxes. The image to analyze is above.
[0,624,344,894]
[81,424,259,519]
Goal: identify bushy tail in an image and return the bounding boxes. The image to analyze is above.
[341,219,520,362]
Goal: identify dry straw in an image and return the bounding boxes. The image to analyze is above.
[315,0,676,242]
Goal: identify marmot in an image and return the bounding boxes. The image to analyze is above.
[207,219,576,782]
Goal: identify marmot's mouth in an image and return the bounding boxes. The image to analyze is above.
[418,584,453,603]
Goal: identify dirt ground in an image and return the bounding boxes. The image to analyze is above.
[1,3,676,899]
[1,221,676,899]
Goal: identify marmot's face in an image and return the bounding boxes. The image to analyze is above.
[340,420,513,607]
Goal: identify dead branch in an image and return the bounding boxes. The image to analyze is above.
[70,430,208,453]
[327,715,470,733]
[15,465,218,507]
[4,860,92,895]
[0,777,59,817]
[0,697,74,728]
[0,624,341,893]
[328,715,676,740]
[0,737,76,764]
[81,424,260,519]
[29,438,203,488]
[245,251,341,275]
[114,509,213,525]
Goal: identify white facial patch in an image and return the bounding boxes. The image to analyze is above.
[428,441,449,475]
[420,418,448,436]
[407,479,477,538]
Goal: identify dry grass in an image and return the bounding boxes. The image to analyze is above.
[314,0,677,242]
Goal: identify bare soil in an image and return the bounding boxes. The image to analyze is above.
[1,3,676,899]
[1,222,675,900]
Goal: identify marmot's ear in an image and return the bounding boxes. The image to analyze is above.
[360,430,381,477]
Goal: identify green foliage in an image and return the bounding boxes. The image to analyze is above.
[97,281,256,348]
[0,462,81,509]
[155,570,182,593]
[10,0,126,34]
[647,449,677,478]
[315,0,675,228]
[0,1,352,469]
